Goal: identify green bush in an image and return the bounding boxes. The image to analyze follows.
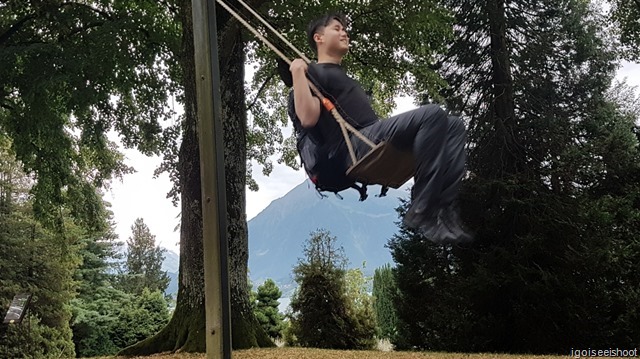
[0,315,73,359]
[111,288,170,349]
[71,287,170,356]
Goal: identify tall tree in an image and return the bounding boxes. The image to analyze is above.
[70,202,127,357]
[389,0,640,353]
[289,229,375,349]
[120,0,274,351]
[0,0,178,229]
[0,143,80,358]
[118,218,169,295]
[344,266,377,349]
[372,264,398,341]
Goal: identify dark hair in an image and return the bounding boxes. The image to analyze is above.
[307,13,348,55]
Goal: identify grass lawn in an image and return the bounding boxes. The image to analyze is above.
[92,347,570,359]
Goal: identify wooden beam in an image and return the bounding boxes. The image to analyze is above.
[191,0,232,358]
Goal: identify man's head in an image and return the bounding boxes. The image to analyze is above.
[307,13,350,57]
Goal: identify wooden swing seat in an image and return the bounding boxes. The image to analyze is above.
[346,141,414,189]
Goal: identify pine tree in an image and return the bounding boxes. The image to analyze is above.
[75,206,123,298]
[372,264,398,341]
[70,207,131,357]
[254,279,284,339]
[118,218,169,295]
[289,230,350,349]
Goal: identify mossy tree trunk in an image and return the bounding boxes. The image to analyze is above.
[119,0,272,354]
[217,1,274,350]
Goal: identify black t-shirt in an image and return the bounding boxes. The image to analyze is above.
[288,62,378,149]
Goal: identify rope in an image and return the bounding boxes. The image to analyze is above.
[215,0,376,165]
[215,0,292,65]
[235,0,312,63]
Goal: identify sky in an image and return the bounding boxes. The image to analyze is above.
[104,61,640,253]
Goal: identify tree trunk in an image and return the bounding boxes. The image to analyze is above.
[217,4,274,350]
[119,0,272,354]
[485,0,523,177]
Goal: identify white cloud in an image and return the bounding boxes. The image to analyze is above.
[104,142,181,253]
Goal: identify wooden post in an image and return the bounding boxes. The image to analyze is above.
[191,0,232,358]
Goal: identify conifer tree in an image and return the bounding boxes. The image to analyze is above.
[372,264,398,341]
[70,208,130,357]
[254,279,284,339]
[118,218,169,295]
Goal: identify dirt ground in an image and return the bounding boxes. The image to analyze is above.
[98,347,570,359]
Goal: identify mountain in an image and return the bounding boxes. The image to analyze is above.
[162,249,180,274]
[248,181,408,294]
[162,250,180,298]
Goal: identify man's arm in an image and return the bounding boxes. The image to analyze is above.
[290,59,320,128]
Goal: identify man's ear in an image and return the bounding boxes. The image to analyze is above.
[313,32,323,46]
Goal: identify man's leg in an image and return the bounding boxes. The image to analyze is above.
[433,114,472,243]
[438,114,467,207]
[351,106,471,243]
[351,105,449,226]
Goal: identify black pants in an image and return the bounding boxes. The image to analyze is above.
[350,104,467,219]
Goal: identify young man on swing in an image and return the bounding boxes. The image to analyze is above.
[288,13,471,244]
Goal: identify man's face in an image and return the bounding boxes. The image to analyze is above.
[315,19,350,56]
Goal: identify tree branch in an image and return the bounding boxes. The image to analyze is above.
[247,73,275,111]
[0,101,14,111]
[350,51,406,74]
[349,5,388,23]
[60,2,114,21]
[1,2,113,47]
[248,0,271,10]
[155,0,179,17]
[0,15,36,46]
[63,21,106,41]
